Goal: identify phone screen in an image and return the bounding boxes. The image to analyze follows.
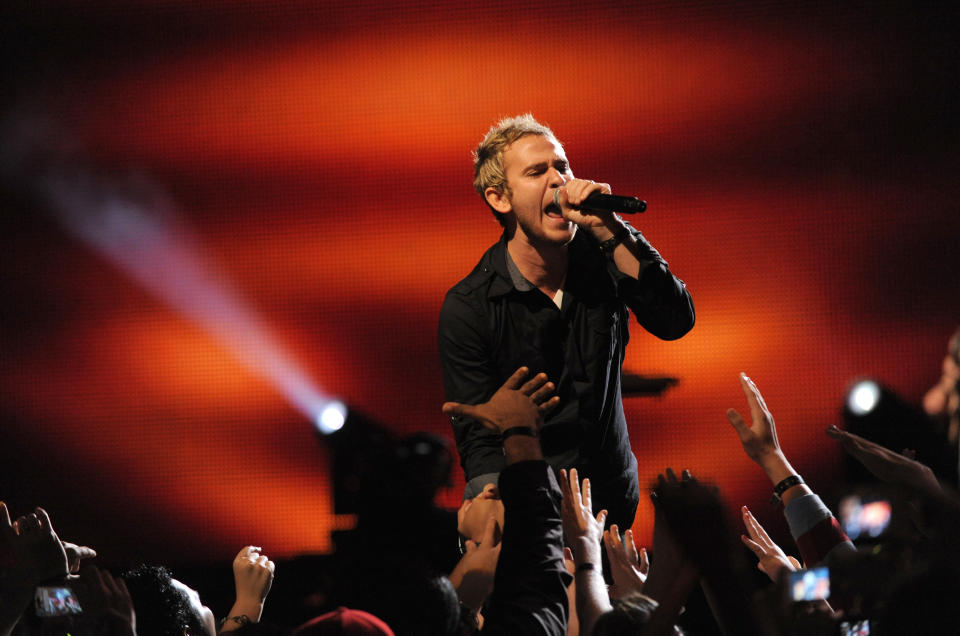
[839,495,891,541]
[34,586,83,617]
[840,619,871,635]
[788,566,830,601]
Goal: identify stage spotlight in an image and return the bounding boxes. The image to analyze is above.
[847,379,881,416]
[316,400,348,435]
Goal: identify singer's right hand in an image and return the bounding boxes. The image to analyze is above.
[556,178,615,229]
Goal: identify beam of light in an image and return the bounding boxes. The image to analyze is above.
[846,379,881,416]
[19,144,344,430]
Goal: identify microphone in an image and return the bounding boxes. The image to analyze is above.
[580,192,647,214]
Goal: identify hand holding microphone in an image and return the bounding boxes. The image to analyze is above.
[553,182,646,215]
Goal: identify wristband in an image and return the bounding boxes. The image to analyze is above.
[575,562,596,573]
[501,426,538,441]
[599,225,631,253]
[770,475,804,506]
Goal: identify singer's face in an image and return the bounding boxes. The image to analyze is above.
[501,134,575,246]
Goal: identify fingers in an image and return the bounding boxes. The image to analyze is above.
[0,502,12,533]
[520,372,549,396]
[739,372,769,425]
[595,509,607,527]
[787,556,802,570]
[481,515,498,548]
[638,547,649,574]
[503,367,530,390]
[624,529,640,564]
[559,468,572,503]
[741,507,772,546]
[538,395,561,415]
[740,533,764,557]
[568,468,583,509]
[34,507,53,532]
[529,380,554,404]
[563,179,611,206]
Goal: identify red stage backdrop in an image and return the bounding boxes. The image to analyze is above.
[1,0,957,565]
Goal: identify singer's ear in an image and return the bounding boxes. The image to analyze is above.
[485,186,512,214]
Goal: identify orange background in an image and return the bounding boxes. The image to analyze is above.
[1,0,957,565]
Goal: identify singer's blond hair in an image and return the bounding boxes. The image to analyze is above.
[473,114,560,226]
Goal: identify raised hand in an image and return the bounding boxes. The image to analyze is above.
[726,373,809,494]
[3,505,69,585]
[442,367,560,434]
[233,546,275,605]
[726,373,784,468]
[739,506,801,581]
[603,524,648,600]
[221,545,275,630]
[560,468,607,549]
[826,425,940,493]
[79,566,137,636]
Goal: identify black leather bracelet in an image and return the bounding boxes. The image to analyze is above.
[770,475,804,505]
[501,426,538,441]
[575,562,596,573]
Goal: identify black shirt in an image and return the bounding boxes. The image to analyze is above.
[438,226,694,528]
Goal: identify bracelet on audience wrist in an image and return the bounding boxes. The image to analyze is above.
[218,614,251,630]
[575,562,596,573]
[769,475,804,506]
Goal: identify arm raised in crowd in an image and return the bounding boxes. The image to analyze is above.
[220,546,275,632]
[0,504,71,636]
[602,524,648,601]
[739,506,801,581]
[443,368,570,636]
[559,468,610,636]
[726,373,854,567]
[825,425,940,494]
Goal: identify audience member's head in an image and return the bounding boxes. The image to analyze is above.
[591,593,684,636]
[293,607,394,636]
[122,564,216,636]
[358,566,460,636]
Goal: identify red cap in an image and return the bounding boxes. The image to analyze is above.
[293,607,395,636]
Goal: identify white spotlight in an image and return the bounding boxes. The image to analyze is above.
[847,380,881,416]
[316,400,348,435]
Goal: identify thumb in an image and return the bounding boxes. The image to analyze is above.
[442,401,472,418]
[726,408,750,438]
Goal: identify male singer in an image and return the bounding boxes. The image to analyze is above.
[438,114,694,530]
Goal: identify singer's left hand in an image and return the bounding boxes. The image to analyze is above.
[555,179,617,231]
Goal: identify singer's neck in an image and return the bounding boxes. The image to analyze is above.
[507,234,569,298]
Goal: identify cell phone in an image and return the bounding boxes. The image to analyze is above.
[840,619,871,635]
[788,566,830,602]
[838,495,891,541]
[34,585,83,617]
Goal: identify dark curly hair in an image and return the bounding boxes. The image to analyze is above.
[121,564,206,636]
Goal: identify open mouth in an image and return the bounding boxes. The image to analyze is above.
[544,202,563,219]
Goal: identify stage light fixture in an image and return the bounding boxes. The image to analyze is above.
[846,379,881,416]
[316,400,348,435]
